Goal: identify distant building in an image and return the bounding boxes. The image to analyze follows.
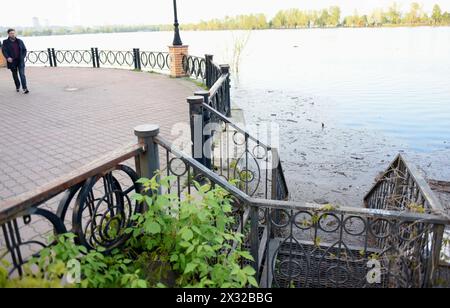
[32,17,41,29]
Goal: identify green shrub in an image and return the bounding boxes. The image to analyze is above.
[0,175,257,288]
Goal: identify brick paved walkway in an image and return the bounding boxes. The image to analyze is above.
[0,67,198,202]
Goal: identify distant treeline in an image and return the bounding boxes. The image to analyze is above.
[0,24,173,37]
[182,3,450,30]
[1,3,450,37]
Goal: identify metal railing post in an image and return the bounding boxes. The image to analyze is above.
[187,96,205,167]
[95,48,100,68]
[205,54,214,88]
[220,64,231,117]
[134,124,161,189]
[271,148,282,200]
[250,205,260,280]
[429,224,445,287]
[133,48,141,70]
[47,48,54,67]
[91,48,97,68]
[195,90,212,170]
[51,48,57,67]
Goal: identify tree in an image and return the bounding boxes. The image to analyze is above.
[369,8,385,26]
[317,9,330,27]
[272,10,287,28]
[404,2,426,24]
[387,2,402,24]
[329,6,341,26]
[432,4,442,24]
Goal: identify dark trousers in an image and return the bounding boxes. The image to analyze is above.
[11,66,28,90]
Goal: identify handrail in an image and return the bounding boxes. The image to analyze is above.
[364,153,445,213]
[154,135,250,203]
[1,131,449,286]
[397,154,444,211]
[201,102,289,200]
[249,198,450,225]
[155,135,449,224]
[209,73,229,98]
[26,48,173,72]
[0,143,144,225]
[202,103,271,150]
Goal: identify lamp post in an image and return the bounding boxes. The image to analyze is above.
[172,0,183,46]
[169,0,187,78]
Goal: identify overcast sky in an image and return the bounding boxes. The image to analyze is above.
[3,0,450,27]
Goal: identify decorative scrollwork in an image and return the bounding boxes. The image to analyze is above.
[25,51,49,65]
[72,165,141,253]
[272,236,310,288]
[97,50,134,67]
[265,207,438,288]
[182,55,206,80]
[141,52,171,71]
[1,209,68,277]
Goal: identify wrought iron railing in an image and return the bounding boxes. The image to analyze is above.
[364,154,445,214]
[253,198,447,288]
[182,55,206,81]
[24,50,52,66]
[54,49,94,67]
[187,96,288,202]
[7,50,448,288]
[25,48,172,72]
[25,50,229,118]
[0,143,145,276]
[364,153,449,287]
[1,125,448,288]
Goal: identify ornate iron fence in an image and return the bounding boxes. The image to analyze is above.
[0,125,448,287]
[8,50,449,288]
[0,143,145,276]
[187,96,288,202]
[24,50,52,66]
[182,55,206,81]
[25,48,172,72]
[54,50,94,66]
[252,199,447,288]
[140,51,171,71]
[364,154,445,214]
[364,154,449,282]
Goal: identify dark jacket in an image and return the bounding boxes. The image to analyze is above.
[2,38,27,69]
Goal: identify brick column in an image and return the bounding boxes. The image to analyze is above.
[0,51,6,68]
[168,45,189,78]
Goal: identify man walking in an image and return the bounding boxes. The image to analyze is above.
[2,29,29,94]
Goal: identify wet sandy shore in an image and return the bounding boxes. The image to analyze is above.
[234,88,450,209]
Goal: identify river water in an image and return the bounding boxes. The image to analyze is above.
[15,27,450,206]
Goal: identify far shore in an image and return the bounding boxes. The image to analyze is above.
[1,24,449,39]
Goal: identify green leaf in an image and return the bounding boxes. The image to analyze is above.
[136,280,148,289]
[145,222,161,235]
[186,245,195,255]
[243,266,256,276]
[184,263,197,274]
[179,241,191,248]
[132,194,145,203]
[144,195,153,206]
[191,226,202,235]
[238,251,254,261]
[136,178,150,184]
[248,276,259,288]
[181,229,194,242]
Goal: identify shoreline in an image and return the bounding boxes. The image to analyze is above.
[4,25,450,39]
[236,88,450,208]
